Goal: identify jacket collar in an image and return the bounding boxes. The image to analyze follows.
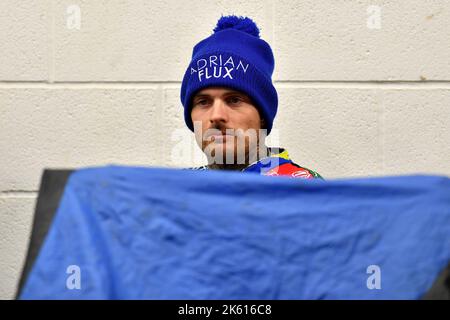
[243,147,293,173]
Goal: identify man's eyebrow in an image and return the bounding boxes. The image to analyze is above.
[192,94,210,100]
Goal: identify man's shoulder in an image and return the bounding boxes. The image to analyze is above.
[267,147,323,179]
[291,163,324,179]
[266,161,324,180]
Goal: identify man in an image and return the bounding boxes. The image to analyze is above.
[180,15,322,179]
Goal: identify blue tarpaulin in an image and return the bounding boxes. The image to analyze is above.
[20,166,450,299]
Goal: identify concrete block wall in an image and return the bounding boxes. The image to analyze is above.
[1,0,449,299]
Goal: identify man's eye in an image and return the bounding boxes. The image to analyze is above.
[228,96,242,104]
[196,99,208,106]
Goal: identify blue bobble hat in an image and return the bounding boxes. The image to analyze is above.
[180,15,278,134]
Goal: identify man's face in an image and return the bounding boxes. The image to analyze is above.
[190,86,265,165]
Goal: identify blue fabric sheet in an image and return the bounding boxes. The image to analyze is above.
[20,166,450,299]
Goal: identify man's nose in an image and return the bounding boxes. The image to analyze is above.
[209,99,229,125]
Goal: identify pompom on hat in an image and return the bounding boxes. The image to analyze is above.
[180,15,278,134]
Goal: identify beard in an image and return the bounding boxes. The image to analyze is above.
[204,135,248,168]
[197,124,268,170]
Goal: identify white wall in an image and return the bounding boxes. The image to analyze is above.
[1,0,449,299]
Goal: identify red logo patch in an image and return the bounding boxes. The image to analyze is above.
[291,170,312,179]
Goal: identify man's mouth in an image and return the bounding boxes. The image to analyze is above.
[204,128,235,142]
[209,134,234,143]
